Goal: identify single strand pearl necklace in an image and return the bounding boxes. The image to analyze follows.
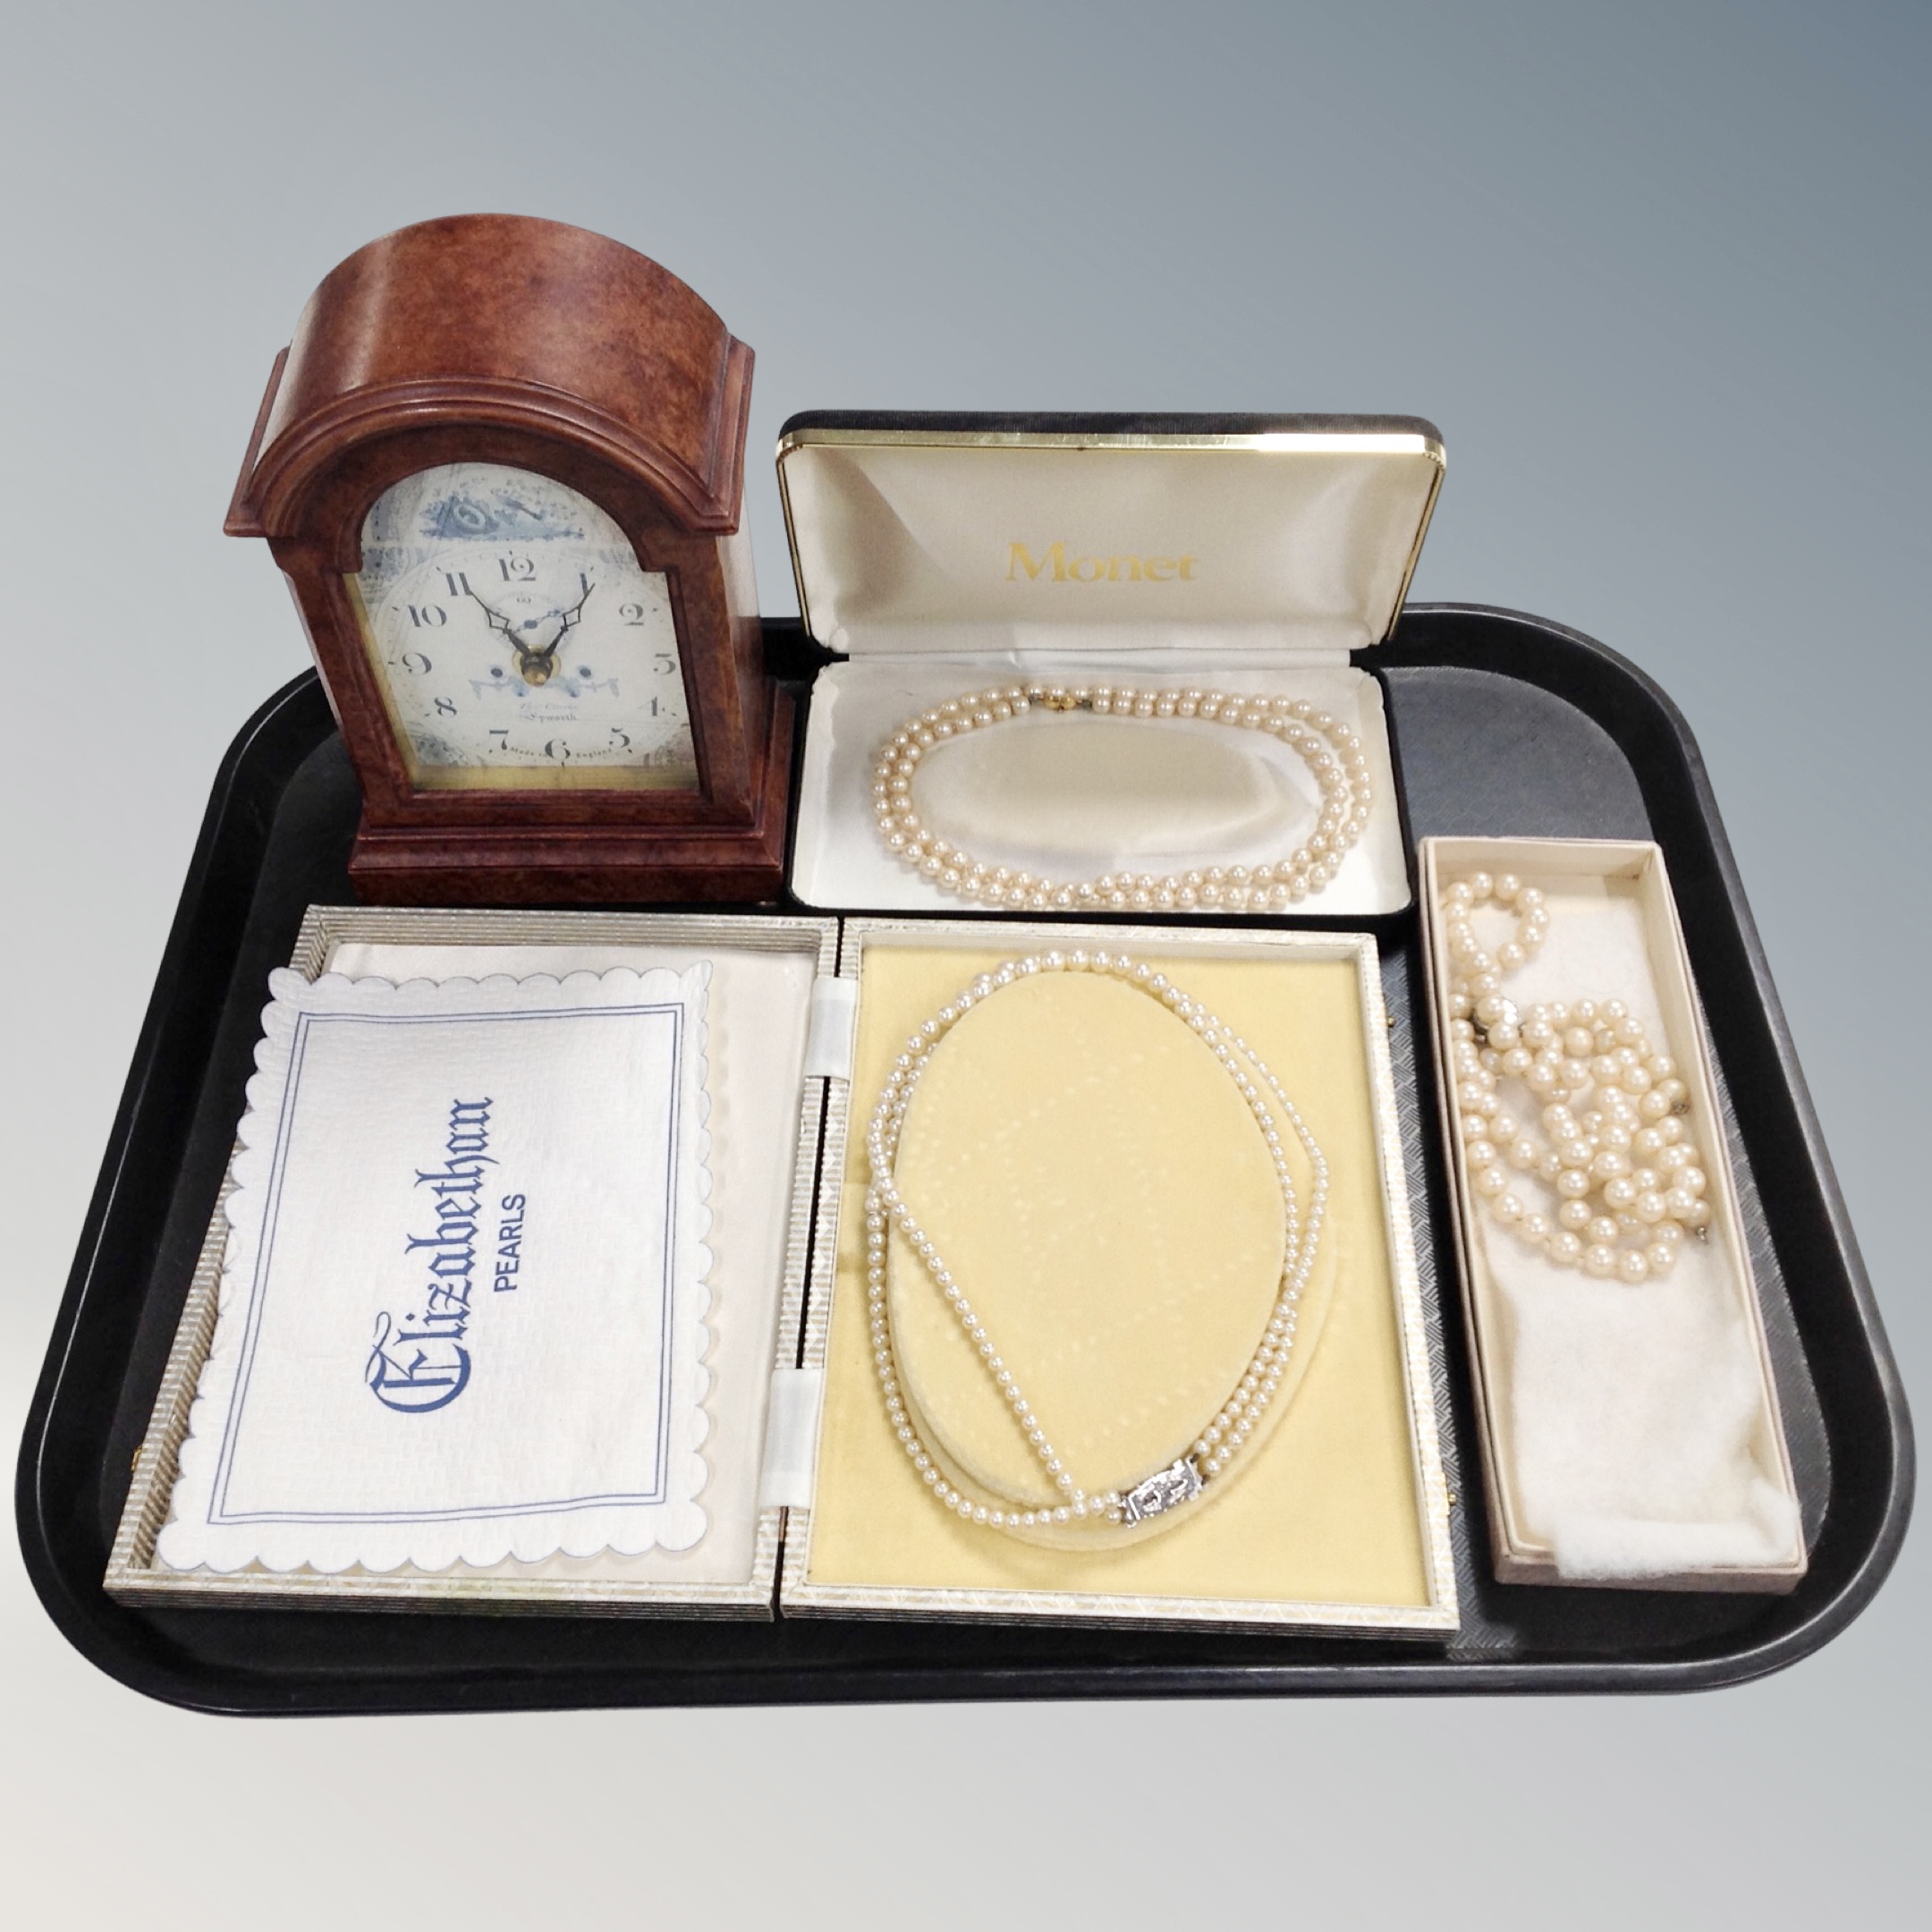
[864,947,1328,1536]
[1443,870,1712,1284]
[870,683,1371,912]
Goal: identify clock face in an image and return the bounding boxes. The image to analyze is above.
[350,463,699,789]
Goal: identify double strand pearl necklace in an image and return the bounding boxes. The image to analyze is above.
[1443,871,1712,1285]
[870,683,1371,913]
[863,947,1328,1537]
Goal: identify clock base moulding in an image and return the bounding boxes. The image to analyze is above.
[347,690,796,905]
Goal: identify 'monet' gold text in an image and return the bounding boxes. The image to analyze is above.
[1007,541,1198,583]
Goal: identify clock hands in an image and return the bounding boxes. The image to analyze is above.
[555,581,594,639]
[466,588,518,644]
[519,583,594,685]
[466,582,594,687]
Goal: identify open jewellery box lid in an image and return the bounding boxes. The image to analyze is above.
[775,413,1445,662]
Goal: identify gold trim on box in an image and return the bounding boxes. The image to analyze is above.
[775,427,1447,649]
[777,917,1460,1636]
[106,905,839,1617]
[1385,454,1446,637]
[775,428,1446,460]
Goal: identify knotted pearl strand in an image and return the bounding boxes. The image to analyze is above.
[1444,871,1712,1285]
[864,948,1328,1536]
[870,684,1371,912]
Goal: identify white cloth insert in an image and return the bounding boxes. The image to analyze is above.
[1469,884,1801,1580]
[305,937,821,1591]
[159,963,714,1574]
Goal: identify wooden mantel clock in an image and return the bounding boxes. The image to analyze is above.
[226,214,792,903]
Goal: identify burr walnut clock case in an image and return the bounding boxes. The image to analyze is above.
[225,215,792,904]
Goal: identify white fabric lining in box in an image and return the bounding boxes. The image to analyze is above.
[158,963,715,1575]
[239,936,819,1594]
[1474,885,1798,1575]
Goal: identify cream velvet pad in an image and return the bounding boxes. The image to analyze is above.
[808,940,1433,1611]
[887,969,1293,1519]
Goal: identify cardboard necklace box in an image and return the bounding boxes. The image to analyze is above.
[1417,837,1806,1592]
[776,414,1443,924]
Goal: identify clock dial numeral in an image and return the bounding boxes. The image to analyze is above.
[443,571,472,598]
[618,601,649,625]
[406,603,447,628]
[399,650,433,674]
[434,696,458,716]
[498,554,537,582]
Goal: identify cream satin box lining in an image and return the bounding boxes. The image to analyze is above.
[1417,838,1805,1592]
[109,907,1456,1634]
[789,656,1410,920]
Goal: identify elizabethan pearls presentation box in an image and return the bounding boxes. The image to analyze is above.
[112,904,1458,1637]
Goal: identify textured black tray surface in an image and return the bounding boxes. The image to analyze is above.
[16,606,1912,1712]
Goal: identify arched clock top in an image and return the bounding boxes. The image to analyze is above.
[225,215,753,540]
[235,421,703,578]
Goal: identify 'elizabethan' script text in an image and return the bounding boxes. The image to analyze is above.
[364,1097,495,1415]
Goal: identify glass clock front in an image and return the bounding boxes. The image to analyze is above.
[351,462,699,789]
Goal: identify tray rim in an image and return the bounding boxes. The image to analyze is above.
[15,603,1915,1712]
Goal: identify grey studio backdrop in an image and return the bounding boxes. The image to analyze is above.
[2,2,1922,1925]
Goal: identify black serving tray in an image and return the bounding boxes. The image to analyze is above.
[17,606,1912,1712]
